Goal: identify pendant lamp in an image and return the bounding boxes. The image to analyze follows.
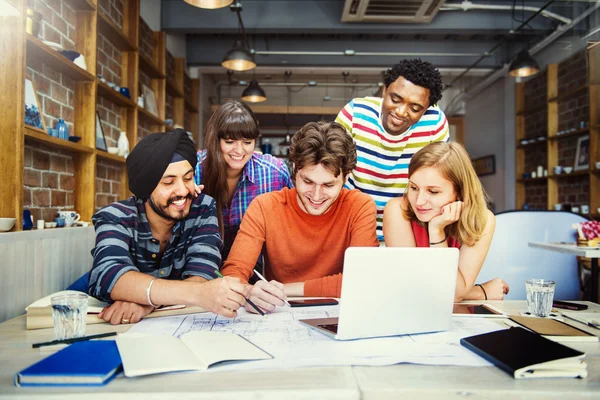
[222,40,256,71]
[508,50,540,78]
[241,80,267,102]
[184,0,233,9]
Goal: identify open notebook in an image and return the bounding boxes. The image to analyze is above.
[116,332,272,377]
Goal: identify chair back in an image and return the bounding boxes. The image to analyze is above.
[478,210,588,300]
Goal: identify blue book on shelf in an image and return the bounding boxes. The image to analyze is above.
[15,340,122,387]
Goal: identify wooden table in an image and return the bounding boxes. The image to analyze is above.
[529,242,600,302]
[1,301,599,399]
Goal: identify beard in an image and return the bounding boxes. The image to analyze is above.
[148,194,192,222]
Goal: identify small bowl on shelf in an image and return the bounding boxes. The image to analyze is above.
[68,136,81,143]
[0,218,16,232]
[563,167,573,174]
[107,147,119,155]
[595,161,600,170]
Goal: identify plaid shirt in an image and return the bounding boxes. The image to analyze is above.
[195,150,293,230]
[88,194,222,303]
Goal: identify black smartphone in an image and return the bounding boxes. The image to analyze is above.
[288,298,339,307]
[552,300,588,311]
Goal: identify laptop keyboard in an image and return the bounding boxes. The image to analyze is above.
[317,323,338,334]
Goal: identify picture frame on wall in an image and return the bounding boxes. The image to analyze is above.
[471,155,496,177]
[574,135,589,171]
[95,111,107,151]
[142,83,158,117]
[24,79,46,131]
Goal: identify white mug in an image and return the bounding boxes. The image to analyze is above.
[57,211,81,227]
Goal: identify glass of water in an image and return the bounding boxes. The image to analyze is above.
[525,279,555,317]
[51,293,88,340]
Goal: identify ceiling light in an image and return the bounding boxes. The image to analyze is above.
[222,40,256,71]
[241,80,267,102]
[508,50,540,78]
[183,0,233,9]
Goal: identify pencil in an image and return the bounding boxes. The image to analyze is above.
[253,269,291,307]
[215,270,265,316]
[32,332,117,348]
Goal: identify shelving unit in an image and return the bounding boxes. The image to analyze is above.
[0,0,199,231]
[515,45,599,219]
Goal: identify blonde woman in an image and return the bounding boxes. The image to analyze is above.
[383,142,509,301]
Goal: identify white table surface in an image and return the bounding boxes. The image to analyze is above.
[529,242,600,258]
[1,300,599,399]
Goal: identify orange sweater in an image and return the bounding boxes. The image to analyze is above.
[221,187,378,297]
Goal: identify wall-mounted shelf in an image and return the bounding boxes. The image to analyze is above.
[64,0,96,10]
[166,79,183,98]
[548,84,589,102]
[95,150,126,164]
[25,35,95,82]
[97,11,137,51]
[549,128,590,141]
[24,126,93,153]
[139,53,164,79]
[138,106,165,125]
[97,80,137,108]
[549,170,590,179]
[517,177,548,183]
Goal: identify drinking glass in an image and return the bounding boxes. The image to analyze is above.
[51,293,88,340]
[525,279,555,317]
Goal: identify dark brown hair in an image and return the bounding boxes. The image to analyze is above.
[202,100,260,233]
[289,121,356,180]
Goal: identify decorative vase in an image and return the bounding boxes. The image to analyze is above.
[23,210,33,230]
[54,119,69,140]
[118,131,129,156]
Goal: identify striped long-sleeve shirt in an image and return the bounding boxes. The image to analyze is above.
[336,96,449,240]
[88,194,222,302]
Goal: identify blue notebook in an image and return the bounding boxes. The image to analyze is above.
[15,340,122,387]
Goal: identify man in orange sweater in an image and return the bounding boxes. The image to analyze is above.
[221,121,379,314]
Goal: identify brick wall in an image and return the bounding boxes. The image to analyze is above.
[524,108,547,139]
[24,144,75,222]
[24,1,79,222]
[558,50,587,94]
[139,17,153,61]
[98,0,123,28]
[558,93,589,133]
[524,182,547,210]
[95,159,123,210]
[558,176,589,205]
[524,147,547,174]
[524,69,547,109]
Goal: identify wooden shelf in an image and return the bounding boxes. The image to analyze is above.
[25,35,95,82]
[166,79,183,98]
[97,80,137,108]
[24,126,93,153]
[139,53,164,79]
[517,140,546,149]
[549,170,590,179]
[185,99,198,113]
[549,128,590,141]
[517,177,548,183]
[138,106,165,125]
[97,11,137,51]
[95,150,126,164]
[64,0,96,10]
[548,84,589,102]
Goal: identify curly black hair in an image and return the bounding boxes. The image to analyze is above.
[383,59,443,107]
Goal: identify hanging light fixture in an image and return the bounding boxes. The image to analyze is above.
[241,80,267,102]
[221,2,256,71]
[222,40,256,71]
[508,49,540,77]
[183,0,233,9]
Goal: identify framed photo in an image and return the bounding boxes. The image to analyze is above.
[95,111,107,151]
[472,154,496,177]
[142,83,158,117]
[574,135,589,171]
[24,79,45,131]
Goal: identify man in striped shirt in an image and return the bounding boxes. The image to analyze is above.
[336,59,449,240]
[89,130,249,325]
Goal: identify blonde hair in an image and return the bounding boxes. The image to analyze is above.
[403,142,489,246]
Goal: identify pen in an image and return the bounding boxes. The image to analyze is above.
[253,269,291,307]
[215,270,265,316]
[32,332,117,348]
[562,314,600,330]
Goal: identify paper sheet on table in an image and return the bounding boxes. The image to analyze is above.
[127,306,507,371]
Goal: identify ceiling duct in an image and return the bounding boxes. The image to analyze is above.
[341,0,446,23]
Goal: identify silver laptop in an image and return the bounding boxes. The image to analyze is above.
[299,247,459,340]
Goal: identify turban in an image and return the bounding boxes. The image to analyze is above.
[126,129,197,200]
